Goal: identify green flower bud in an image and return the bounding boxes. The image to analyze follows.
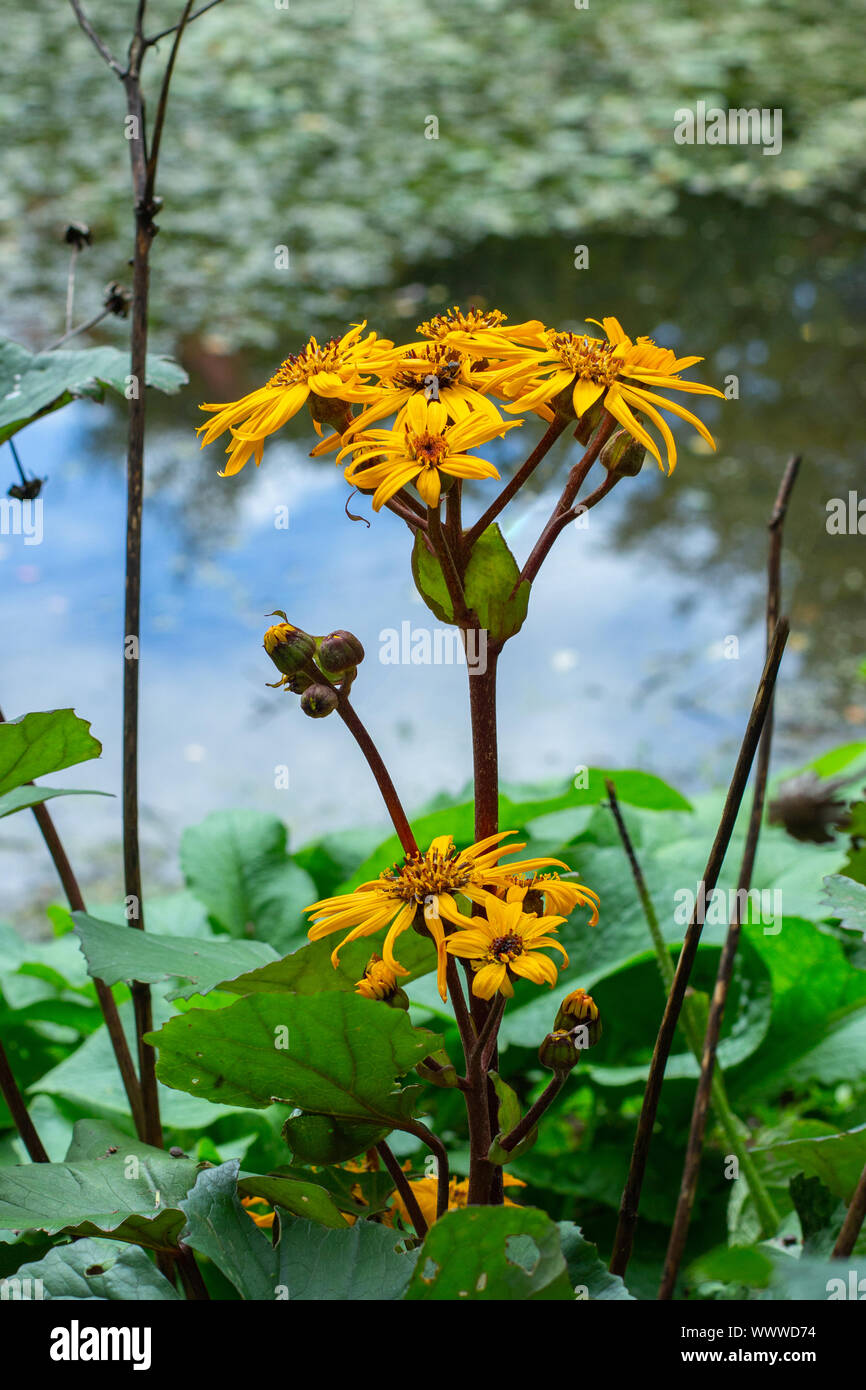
[573,397,606,444]
[599,428,646,478]
[539,1029,581,1074]
[300,683,339,718]
[263,613,317,676]
[317,629,365,676]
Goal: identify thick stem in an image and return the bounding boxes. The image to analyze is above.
[609,619,789,1279]
[0,1040,49,1162]
[376,1140,428,1239]
[499,1073,567,1154]
[399,1120,450,1220]
[175,1243,210,1300]
[336,698,418,855]
[466,643,500,842]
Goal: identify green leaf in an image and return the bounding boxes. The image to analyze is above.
[789,1173,846,1257]
[0,786,113,819]
[72,912,278,1001]
[149,991,436,1123]
[406,1205,574,1300]
[487,1070,537,1163]
[12,1236,181,1300]
[557,1222,634,1299]
[686,1243,775,1291]
[180,810,317,952]
[754,1124,866,1202]
[0,709,101,796]
[281,1113,390,1165]
[0,338,187,443]
[411,529,454,623]
[237,1172,348,1229]
[770,1252,866,1301]
[463,523,531,641]
[822,874,866,940]
[275,1218,414,1299]
[179,1161,279,1301]
[0,1127,199,1251]
[221,930,435,997]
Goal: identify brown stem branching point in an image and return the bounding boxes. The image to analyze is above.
[463,415,569,553]
[336,697,418,856]
[658,456,800,1300]
[376,1140,428,1239]
[519,413,616,586]
[609,617,790,1280]
[0,1040,49,1163]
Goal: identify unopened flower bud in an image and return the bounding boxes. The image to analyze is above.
[263,612,317,676]
[573,396,606,444]
[554,987,602,1045]
[355,954,409,1008]
[317,629,365,676]
[600,428,645,478]
[300,683,339,718]
[64,221,92,249]
[539,1029,580,1073]
[308,392,354,433]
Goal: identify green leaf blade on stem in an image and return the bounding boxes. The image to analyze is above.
[405,1205,574,1300]
[0,709,101,796]
[13,1236,181,1301]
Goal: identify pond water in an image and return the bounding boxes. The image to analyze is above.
[2,202,865,918]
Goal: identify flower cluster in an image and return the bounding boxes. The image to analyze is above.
[306,830,599,1002]
[198,307,722,499]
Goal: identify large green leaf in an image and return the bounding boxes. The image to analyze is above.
[179,1161,279,1301]
[557,1222,635,1299]
[281,1113,390,1165]
[12,1236,180,1300]
[72,912,278,1001]
[463,523,531,641]
[755,1124,866,1202]
[276,1218,414,1299]
[0,786,112,819]
[0,338,187,443]
[0,709,101,796]
[405,1205,573,1300]
[237,1172,348,1229]
[180,810,317,952]
[222,929,435,997]
[411,529,454,624]
[822,874,866,940]
[0,1130,199,1251]
[149,991,436,1123]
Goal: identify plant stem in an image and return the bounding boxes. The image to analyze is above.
[0,705,145,1137]
[833,1160,866,1258]
[500,1073,566,1153]
[463,415,568,552]
[609,618,789,1279]
[519,413,616,586]
[658,456,800,1298]
[175,1243,210,1299]
[604,778,780,1270]
[466,643,501,842]
[399,1120,450,1220]
[376,1140,428,1239]
[427,506,470,621]
[0,1040,49,1162]
[336,697,418,856]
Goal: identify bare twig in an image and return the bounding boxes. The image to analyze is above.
[146,0,195,192]
[609,618,789,1279]
[43,306,113,352]
[145,0,226,45]
[68,0,125,75]
[658,456,800,1299]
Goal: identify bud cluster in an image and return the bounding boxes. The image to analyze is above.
[262,610,365,717]
[539,988,602,1073]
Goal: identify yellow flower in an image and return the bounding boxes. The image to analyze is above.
[337,341,505,441]
[355,954,401,1001]
[489,316,724,473]
[241,1195,275,1229]
[306,830,571,1001]
[494,871,600,923]
[446,894,569,999]
[197,323,392,476]
[338,396,519,510]
[416,305,547,355]
[392,1172,526,1229]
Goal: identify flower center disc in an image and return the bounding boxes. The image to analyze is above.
[490,932,524,963]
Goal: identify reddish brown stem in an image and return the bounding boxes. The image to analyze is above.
[463,415,569,553]
[0,1040,49,1162]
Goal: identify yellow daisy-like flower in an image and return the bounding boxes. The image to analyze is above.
[417,305,547,354]
[355,955,401,1001]
[338,341,505,441]
[446,894,569,999]
[392,1172,526,1229]
[306,830,571,1001]
[489,316,724,474]
[495,871,600,923]
[338,396,520,510]
[197,323,393,477]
